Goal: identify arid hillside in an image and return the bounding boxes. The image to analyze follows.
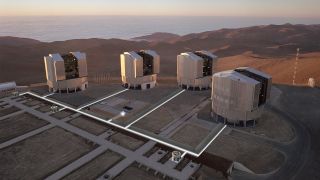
[0,24,319,85]
[132,32,180,42]
[216,52,320,86]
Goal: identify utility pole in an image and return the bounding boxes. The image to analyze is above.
[292,48,300,85]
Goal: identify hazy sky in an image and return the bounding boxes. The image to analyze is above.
[1,0,319,17]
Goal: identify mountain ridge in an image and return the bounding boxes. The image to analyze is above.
[0,24,319,85]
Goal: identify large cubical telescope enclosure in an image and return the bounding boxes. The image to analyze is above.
[44,52,88,93]
[177,51,218,90]
[211,67,272,127]
[0,81,17,97]
[120,50,160,90]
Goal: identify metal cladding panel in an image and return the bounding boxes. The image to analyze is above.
[176,55,183,78]
[71,52,85,61]
[72,52,87,78]
[121,54,135,78]
[153,54,160,74]
[78,59,88,78]
[253,83,261,108]
[196,58,203,78]
[122,51,143,78]
[227,77,255,111]
[177,55,181,81]
[177,54,203,79]
[50,53,64,61]
[196,50,218,59]
[177,55,188,79]
[180,55,190,78]
[44,56,55,82]
[211,56,218,74]
[235,66,272,102]
[266,77,272,100]
[134,57,143,77]
[212,75,257,120]
[247,105,263,120]
[54,61,66,81]
[120,54,127,77]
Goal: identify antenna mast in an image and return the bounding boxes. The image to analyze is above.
[292,48,300,85]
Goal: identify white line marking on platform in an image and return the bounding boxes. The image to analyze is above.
[76,89,128,110]
[26,92,73,110]
[23,90,225,157]
[43,93,54,98]
[125,89,185,128]
[59,107,66,111]
[19,92,28,96]
[197,125,227,156]
[181,151,187,158]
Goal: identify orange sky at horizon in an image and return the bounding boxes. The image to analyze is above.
[0,0,319,18]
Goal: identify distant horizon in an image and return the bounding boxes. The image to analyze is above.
[1,15,320,18]
[1,16,319,42]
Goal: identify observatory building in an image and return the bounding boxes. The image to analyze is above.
[120,50,160,90]
[177,51,218,90]
[211,67,272,127]
[0,81,17,97]
[44,52,88,93]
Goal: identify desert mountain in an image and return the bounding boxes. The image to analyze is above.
[132,32,180,42]
[0,24,319,85]
[0,36,41,46]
